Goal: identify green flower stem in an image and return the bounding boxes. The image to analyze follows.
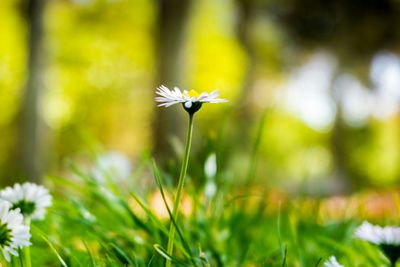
[23,246,31,267]
[166,114,194,267]
[23,218,31,267]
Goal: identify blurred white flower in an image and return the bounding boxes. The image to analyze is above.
[324,256,344,267]
[283,52,337,131]
[204,153,217,199]
[204,182,217,199]
[355,221,400,245]
[155,85,228,110]
[92,151,132,183]
[0,183,52,221]
[204,153,217,179]
[0,201,31,261]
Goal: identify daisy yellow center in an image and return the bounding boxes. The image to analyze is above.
[188,90,200,98]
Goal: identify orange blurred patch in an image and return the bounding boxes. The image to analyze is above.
[149,191,193,219]
[318,190,400,221]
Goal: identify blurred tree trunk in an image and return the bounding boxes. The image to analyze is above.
[153,0,192,162]
[17,0,46,182]
[330,98,352,194]
[235,0,257,147]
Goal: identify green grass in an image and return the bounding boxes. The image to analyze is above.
[16,157,392,267]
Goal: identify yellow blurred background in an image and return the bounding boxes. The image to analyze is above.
[1,0,400,193]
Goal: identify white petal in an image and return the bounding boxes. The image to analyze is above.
[155,86,186,107]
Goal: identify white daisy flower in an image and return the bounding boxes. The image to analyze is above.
[355,221,400,245]
[0,201,31,261]
[0,183,52,221]
[355,221,400,266]
[324,256,344,267]
[155,85,228,114]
